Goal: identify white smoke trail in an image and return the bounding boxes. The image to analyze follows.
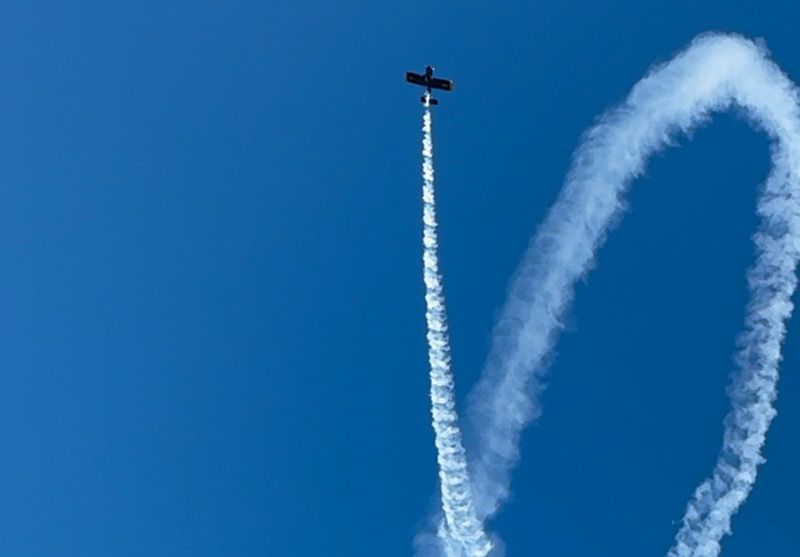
[465,33,800,557]
[420,101,493,557]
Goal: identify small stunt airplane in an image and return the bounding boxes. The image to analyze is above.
[405,66,454,105]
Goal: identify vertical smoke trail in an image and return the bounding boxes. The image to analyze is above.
[463,34,800,557]
[420,100,493,557]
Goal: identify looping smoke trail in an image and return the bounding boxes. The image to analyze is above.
[420,98,493,557]
[463,33,800,556]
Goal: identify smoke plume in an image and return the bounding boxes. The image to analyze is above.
[465,34,800,557]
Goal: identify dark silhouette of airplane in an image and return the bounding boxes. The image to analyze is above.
[405,66,454,105]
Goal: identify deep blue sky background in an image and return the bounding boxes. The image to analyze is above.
[0,1,797,556]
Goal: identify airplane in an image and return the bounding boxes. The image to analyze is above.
[405,65,454,105]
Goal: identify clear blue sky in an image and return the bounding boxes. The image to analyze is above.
[0,1,797,556]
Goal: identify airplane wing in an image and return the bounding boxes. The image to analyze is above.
[406,72,426,85]
[429,78,454,91]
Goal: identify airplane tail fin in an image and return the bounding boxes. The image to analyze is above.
[422,96,439,106]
